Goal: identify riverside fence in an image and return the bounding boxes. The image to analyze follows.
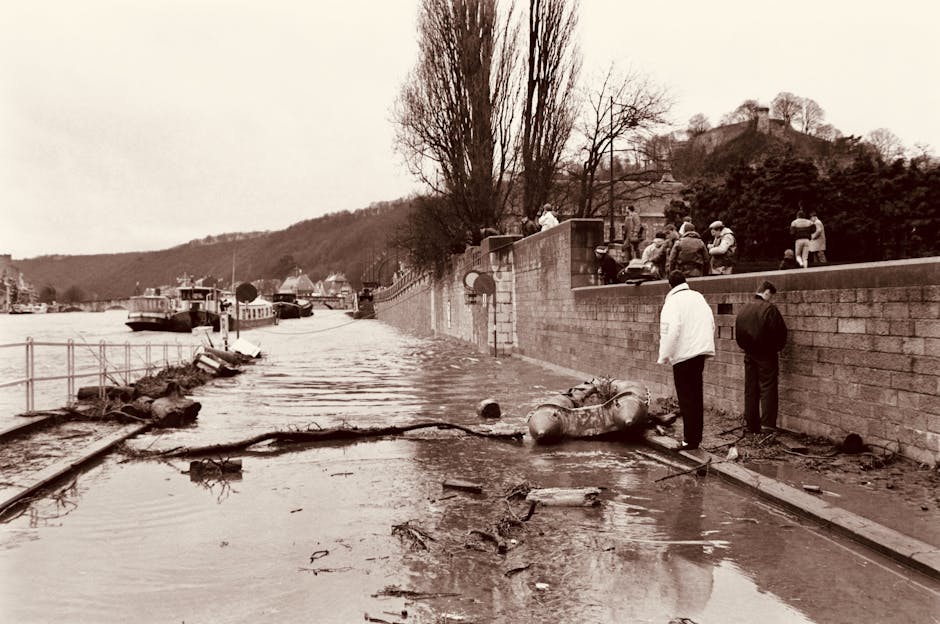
[0,337,199,414]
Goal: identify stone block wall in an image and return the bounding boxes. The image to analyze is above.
[377,219,940,464]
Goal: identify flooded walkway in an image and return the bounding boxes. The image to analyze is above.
[1,311,937,623]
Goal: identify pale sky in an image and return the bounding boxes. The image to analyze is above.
[2,0,937,259]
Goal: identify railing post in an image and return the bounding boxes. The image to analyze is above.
[26,337,34,412]
[99,340,107,400]
[124,341,131,385]
[67,339,75,406]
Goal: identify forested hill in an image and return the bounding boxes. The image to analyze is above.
[15,199,413,302]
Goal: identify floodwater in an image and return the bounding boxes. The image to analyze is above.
[0,310,937,623]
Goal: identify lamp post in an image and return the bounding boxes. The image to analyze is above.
[608,96,615,241]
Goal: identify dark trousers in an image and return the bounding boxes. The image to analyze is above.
[744,352,779,432]
[673,355,706,447]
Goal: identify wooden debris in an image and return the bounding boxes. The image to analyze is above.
[149,382,201,428]
[525,487,601,507]
[392,521,435,551]
[188,458,242,474]
[443,479,483,494]
[150,421,524,459]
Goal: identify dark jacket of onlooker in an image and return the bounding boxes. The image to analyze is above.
[735,295,788,357]
[667,230,710,277]
[595,250,622,285]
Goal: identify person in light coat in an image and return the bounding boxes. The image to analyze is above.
[537,203,559,231]
[658,271,716,450]
[808,211,827,265]
[707,220,736,275]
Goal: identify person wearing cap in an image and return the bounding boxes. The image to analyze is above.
[594,245,621,285]
[707,220,736,275]
[734,281,788,433]
[658,271,716,450]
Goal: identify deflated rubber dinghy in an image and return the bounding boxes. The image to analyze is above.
[526,378,650,444]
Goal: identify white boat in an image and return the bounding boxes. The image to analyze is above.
[10,302,48,314]
[125,293,179,331]
[228,296,277,330]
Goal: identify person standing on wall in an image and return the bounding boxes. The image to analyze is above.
[521,214,540,237]
[808,211,827,265]
[667,225,710,278]
[658,271,716,450]
[789,209,815,268]
[624,205,643,260]
[734,280,788,434]
[707,220,736,275]
[538,203,559,231]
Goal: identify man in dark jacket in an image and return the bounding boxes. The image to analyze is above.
[667,227,710,278]
[735,281,788,433]
[594,245,621,285]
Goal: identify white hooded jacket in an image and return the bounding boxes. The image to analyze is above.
[657,283,716,366]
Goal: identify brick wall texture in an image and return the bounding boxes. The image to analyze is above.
[377,220,940,465]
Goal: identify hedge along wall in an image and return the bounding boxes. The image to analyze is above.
[377,219,940,465]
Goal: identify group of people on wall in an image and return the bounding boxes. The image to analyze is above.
[589,207,829,285]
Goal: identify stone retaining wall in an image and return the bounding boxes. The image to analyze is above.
[376,219,940,465]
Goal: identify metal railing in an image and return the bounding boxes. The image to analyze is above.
[0,337,199,413]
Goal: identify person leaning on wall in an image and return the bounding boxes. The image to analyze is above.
[734,280,788,434]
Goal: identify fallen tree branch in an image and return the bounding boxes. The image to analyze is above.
[151,421,524,458]
[655,457,713,482]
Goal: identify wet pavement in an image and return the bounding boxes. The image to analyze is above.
[0,310,938,623]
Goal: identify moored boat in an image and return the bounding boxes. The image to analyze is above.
[350,287,376,319]
[10,302,49,314]
[526,378,649,443]
[228,296,277,330]
[272,292,314,319]
[125,293,181,332]
[171,278,225,332]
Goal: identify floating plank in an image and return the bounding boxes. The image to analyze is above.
[442,479,483,493]
[526,487,601,507]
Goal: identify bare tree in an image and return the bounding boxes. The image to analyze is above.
[567,66,670,218]
[867,128,906,161]
[720,99,760,125]
[814,123,842,141]
[394,0,520,234]
[520,0,581,218]
[796,97,825,134]
[687,113,711,137]
[771,92,801,127]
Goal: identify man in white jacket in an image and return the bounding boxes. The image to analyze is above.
[657,271,716,450]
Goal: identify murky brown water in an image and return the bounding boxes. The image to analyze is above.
[1,310,938,623]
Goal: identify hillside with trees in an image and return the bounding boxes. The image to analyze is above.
[14,200,413,302]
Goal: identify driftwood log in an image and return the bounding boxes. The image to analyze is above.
[525,487,602,507]
[149,382,201,428]
[155,421,525,458]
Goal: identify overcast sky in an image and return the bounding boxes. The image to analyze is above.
[2,0,937,259]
